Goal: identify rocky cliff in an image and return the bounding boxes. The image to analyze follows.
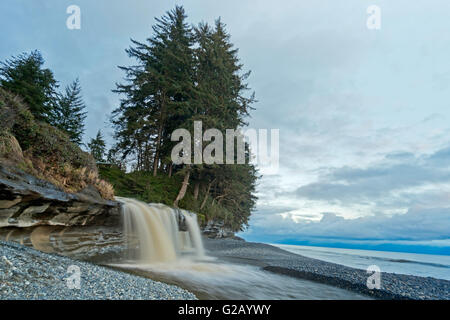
[202,220,243,240]
[0,165,125,261]
[0,165,121,228]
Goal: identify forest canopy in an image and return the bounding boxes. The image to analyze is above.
[110,6,258,230]
[0,5,259,232]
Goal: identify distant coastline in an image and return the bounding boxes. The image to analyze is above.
[240,233,450,256]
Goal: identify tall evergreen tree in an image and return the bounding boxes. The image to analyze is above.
[190,19,257,213]
[111,6,258,228]
[0,50,58,121]
[88,130,106,162]
[113,5,195,175]
[194,19,255,130]
[51,79,87,145]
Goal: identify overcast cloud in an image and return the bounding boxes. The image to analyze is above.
[1,0,449,252]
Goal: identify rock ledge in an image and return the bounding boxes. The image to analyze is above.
[0,165,121,228]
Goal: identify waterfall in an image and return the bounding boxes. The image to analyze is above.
[180,209,205,258]
[117,197,205,264]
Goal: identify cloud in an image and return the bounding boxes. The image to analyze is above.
[2,0,450,247]
[247,144,450,244]
[292,145,450,206]
[250,207,450,241]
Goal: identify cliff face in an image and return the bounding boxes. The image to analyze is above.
[0,164,241,262]
[203,220,240,239]
[0,165,121,228]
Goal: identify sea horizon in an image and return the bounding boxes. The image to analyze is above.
[239,232,450,256]
[269,243,450,281]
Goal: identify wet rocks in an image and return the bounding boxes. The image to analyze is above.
[202,220,236,239]
[0,224,126,262]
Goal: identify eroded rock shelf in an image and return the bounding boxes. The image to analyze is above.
[0,165,121,228]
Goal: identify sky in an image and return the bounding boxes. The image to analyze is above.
[1,0,449,254]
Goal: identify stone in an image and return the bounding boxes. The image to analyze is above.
[0,197,22,209]
[21,204,50,215]
[0,165,121,228]
[203,220,235,239]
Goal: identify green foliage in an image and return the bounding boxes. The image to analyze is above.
[194,19,255,130]
[30,121,95,170]
[50,79,87,145]
[99,162,256,231]
[110,6,259,231]
[99,165,182,204]
[0,88,111,197]
[112,5,195,173]
[0,87,92,169]
[88,130,107,162]
[0,50,58,122]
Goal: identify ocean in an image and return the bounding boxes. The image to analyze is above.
[273,244,450,281]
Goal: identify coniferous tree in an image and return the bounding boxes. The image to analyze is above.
[0,51,58,121]
[112,6,259,228]
[51,79,87,145]
[113,5,195,175]
[88,130,106,162]
[191,19,257,215]
[194,20,255,130]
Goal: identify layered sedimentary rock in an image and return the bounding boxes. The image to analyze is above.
[0,165,124,261]
[0,165,121,228]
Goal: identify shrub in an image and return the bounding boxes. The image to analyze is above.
[0,88,114,200]
[0,131,25,164]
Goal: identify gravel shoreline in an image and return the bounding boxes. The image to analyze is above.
[2,237,449,300]
[0,240,196,300]
[204,238,450,300]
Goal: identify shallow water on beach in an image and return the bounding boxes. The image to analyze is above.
[274,244,450,280]
[111,259,370,300]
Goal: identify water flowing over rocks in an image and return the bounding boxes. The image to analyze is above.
[0,167,209,265]
[120,198,205,263]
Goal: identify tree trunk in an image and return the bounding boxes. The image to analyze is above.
[173,168,191,208]
[153,94,166,177]
[200,180,213,210]
[168,162,173,178]
[153,124,162,176]
[214,194,227,205]
[193,182,200,200]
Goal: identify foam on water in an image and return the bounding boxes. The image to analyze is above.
[112,260,369,300]
[113,198,370,299]
[117,197,206,263]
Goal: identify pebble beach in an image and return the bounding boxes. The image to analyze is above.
[0,241,196,300]
[204,238,450,300]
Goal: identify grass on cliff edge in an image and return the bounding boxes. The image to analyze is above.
[99,165,242,228]
[99,165,184,204]
[0,88,114,200]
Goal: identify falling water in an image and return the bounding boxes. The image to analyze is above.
[117,197,205,263]
[180,209,205,258]
[112,197,370,300]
